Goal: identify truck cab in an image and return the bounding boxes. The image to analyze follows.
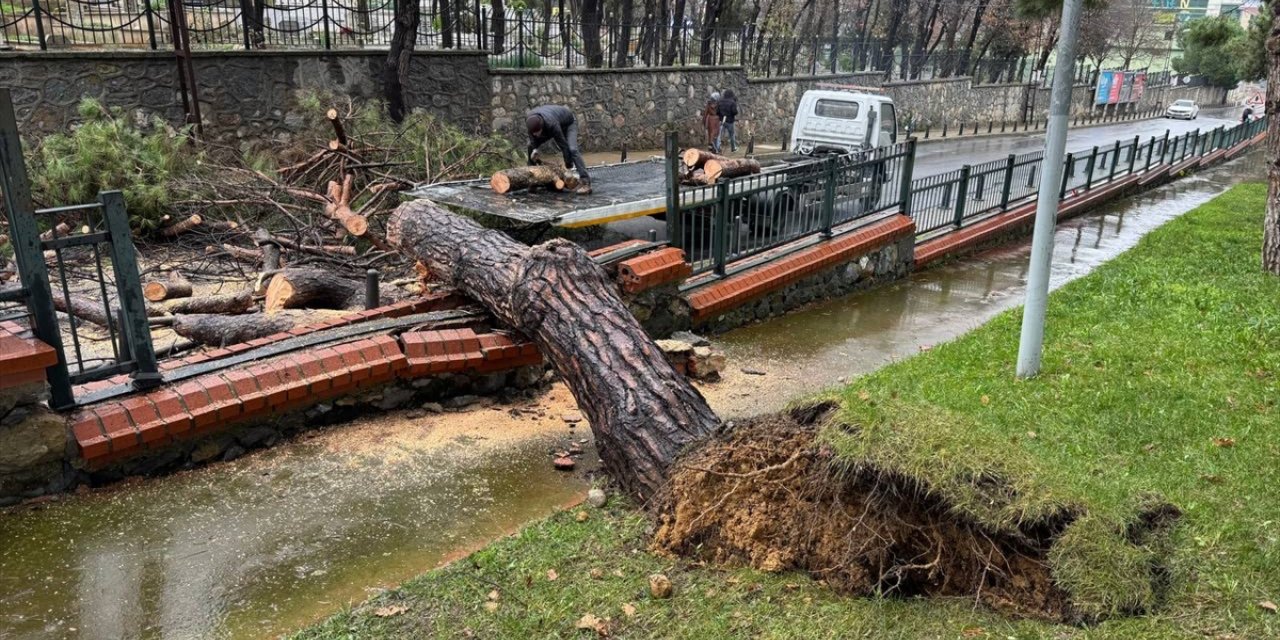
[789,88,897,156]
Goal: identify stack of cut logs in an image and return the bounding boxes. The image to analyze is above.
[680,149,762,186]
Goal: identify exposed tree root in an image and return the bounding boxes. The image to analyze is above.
[653,402,1090,621]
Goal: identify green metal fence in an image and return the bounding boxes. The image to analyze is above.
[0,88,160,409]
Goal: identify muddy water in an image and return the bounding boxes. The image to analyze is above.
[703,150,1265,417]
[0,152,1261,640]
[0,387,594,640]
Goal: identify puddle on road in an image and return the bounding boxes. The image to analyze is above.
[0,387,594,640]
[0,151,1262,640]
[704,150,1265,416]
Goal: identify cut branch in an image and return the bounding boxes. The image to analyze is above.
[143,271,193,302]
[156,291,255,316]
[704,158,762,182]
[264,267,366,312]
[490,165,573,194]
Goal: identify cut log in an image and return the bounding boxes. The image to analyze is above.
[388,199,720,501]
[681,168,715,186]
[160,214,203,237]
[51,291,112,327]
[490,165,571,194]
[704,158,762,182]
[208,244,263,264]
[264,268,365,313]
[324,174,368,236]
[143,271,193,302]
[682,148,726,169]
[157,291,254,316]
[172,312,297,346]
[39,222,72,241]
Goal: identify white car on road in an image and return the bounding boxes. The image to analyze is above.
[1165,99,1200,120]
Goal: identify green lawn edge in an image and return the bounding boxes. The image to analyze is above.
[293,183,1280,639]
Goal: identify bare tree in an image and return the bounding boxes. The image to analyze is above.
[1108,0,1163,69]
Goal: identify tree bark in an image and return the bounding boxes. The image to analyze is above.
[384,0,421,122]
[1265,0,1280,274]
[704,157,762,181]
[172,312,297,346]
[52,292,113,327]
[143,272,193,302]
[388,200,720,500]
[581,0,606,67]
[491,165,575,193]
[663,0,688,66]
[156,291,255,316]
[265,268,367,312]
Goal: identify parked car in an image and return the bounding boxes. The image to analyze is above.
[1165,99,1200,120]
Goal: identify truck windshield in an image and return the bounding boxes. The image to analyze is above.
[815,99,860,120]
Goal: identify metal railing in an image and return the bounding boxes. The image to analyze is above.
[0,88,160,409]
[913,116,1268,236]
[667,133,913,276]
[666,114,1266,278]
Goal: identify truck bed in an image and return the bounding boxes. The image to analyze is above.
[410,153,800,228]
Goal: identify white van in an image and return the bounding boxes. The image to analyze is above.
[789,88,898,155]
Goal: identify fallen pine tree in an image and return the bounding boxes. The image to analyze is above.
[386,198,1180,623]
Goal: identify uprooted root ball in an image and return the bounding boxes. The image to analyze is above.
[652,402,1076,621]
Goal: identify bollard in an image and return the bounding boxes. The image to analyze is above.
[365,269,379,310]
[746,136,754,155]
[648,229,658,242]
[620,143,627,163]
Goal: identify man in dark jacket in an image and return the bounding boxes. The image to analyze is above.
[715,90,739,154]
[526,105,592,195]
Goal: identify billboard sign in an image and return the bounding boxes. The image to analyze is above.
[1096,71,1114,105]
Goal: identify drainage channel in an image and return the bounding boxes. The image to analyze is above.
[0,149,1262,640]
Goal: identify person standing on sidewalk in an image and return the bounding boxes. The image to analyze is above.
[715,90,739,154]
[703,91,721,151]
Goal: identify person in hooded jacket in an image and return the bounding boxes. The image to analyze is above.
[703,91,721,150]
[526,104,592,195]
[715,89,739,154]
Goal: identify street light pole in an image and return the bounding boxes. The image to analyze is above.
[1016,0,1085,379]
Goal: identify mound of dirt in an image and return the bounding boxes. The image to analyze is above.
[652,402,1078,620]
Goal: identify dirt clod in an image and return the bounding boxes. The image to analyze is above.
[553,457,576,471]
[653,410,1077,620]
[648,574,673,599]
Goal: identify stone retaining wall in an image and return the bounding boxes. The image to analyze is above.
[2,50,492,142]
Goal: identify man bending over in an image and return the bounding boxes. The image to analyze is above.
[526,105,592,195]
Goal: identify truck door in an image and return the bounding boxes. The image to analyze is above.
[878,103,897,147]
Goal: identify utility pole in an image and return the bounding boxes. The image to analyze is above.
[1016,0,1084,378]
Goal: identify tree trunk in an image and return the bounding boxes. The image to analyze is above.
[704,157,762,181]
[52,292,113,327]
[388,200,720,500]
[172,313,297,347]
[491,165,575,193]
[663,0,687,66]
[581,0,606,67]
[265,268,372,312]
[156,291,255,316]
[384,0,422,122]
[143,272,193,302]
[1265,1,1280,274]
[698,0,723,66]
[615,0,634,66]
[491,0,506,54]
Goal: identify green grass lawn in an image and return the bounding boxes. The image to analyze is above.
[293,183,1280,639]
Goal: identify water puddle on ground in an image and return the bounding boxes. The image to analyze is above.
[0,387,594,640]
[704,150,1265,416]
[0,151,1261,640]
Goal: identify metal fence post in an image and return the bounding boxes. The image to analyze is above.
[1085,146,1098,190]
[1108,139,1120,181]
[952,165,971,229]
[1144,135,1155,172]
[664,132,682,249]
[1059,152,1073,201]
[898,138,917,215]
[144,0,158,50]
[99,191,161,390]
[31,0,47,50]
[1000,153,1015,210]
[1128,135,1138,174]
[0,89,71,407]
[819,156,837,238]
[1160,130,1170,164]
[713,181,729,276]
[321,0,332,49]
[517,11,526,68]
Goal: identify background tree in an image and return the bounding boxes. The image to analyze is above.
[384,0,421,122]
[1265,0,1280,274]
[1173,16,1246,88]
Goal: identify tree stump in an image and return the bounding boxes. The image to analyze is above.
[388,199,720,500]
